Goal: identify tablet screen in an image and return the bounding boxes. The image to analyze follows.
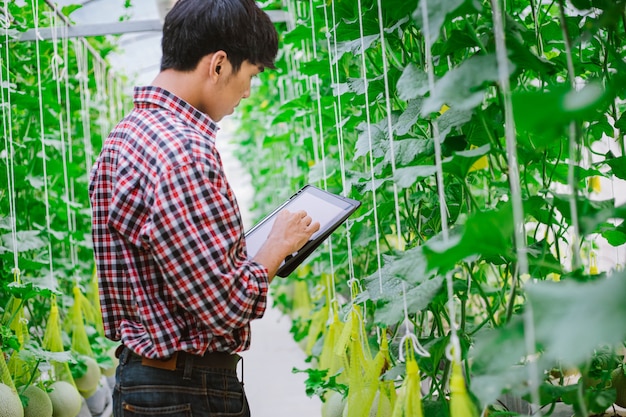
[244,185,360,275]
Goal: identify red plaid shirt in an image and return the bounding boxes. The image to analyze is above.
[89,86,269,358]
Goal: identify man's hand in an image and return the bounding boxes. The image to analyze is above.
[252,209,320,281]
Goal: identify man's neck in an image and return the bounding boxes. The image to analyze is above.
[151,69,201,108]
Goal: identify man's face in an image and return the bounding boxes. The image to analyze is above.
[205,60,263,122]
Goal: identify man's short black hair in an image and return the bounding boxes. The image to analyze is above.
[160,0,279,73]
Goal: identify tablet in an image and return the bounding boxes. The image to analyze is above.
[245,185,361,277]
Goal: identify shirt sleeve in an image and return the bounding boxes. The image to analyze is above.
[145,162,269,336]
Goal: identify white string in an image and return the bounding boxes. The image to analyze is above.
[491,0,540,413]
[329,1,357,292]
[318,0,353,312]
[306,7,339,302]
[327,1,357,289]
[557,3,582,272]
[375,0,403,251]
[398,281,430,360]
[356,0,384,295]
[75,40,94,172]
[32,0,56,290]
[62,26,79,271]
[419,0,460,368]
[51,14,78,279]
[420,0,449,242]
[1,1,18,274]
[94,60,109,150]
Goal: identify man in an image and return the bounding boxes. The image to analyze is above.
[88,0,319,415]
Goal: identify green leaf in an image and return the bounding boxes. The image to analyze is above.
[423,204,515,271]
[527,273,626,365]
[471,364,530,407]
[397,64,429,101]
[19,341,74,364]
[442,144,491,178]
[552,196,625,236]
[422,399,451,417]
[393,165,437,188]
[601,228,626,246]
[614,113,626,131]
[570,0,592,9]
[333,34,379,65]
[513,82,609,141]
[437,107,474,139]
[60,4,83,17]
[413,0,467,44]
[5,282,56,300]
[299,59,331,77]
[354,120,387,160]
[395,99,424,135]
[0,231,47,254]
[605,155,626,180]
[385,138,432,166]
[282,24,313,46]
[422,54,507,115]
[308,159,340,184]
[374,275,444,325]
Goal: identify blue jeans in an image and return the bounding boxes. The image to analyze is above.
[114,348,250,417]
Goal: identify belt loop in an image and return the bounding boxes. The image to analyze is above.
[118,346,131,366]
[239,355,244,386]
[183,353,194,380]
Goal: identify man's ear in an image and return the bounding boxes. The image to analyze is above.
[206,50,228,81]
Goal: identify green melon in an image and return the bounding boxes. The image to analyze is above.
[100,346,118,377]
[369,391,392,417]
[611,366,626,408]
[22,385,53,417]
[322,391,346,417]
[74,357,101,396]
[48,381,81,417]
[0,383,24,417]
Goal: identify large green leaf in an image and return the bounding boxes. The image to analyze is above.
[437,107,473,139]
[412,0,467,44]
[385,138,432,167]
[395,99,424,135]
[422,204,515,271]
[374,275,444,325]
[393,165,437,188]
[605,155,626,180]
[527,273,626,365]
[442,144,491,179]
[354,120,387,160]
[333,34,379,65]
[396,64,429,101]
[552,196,626,236]
[0,230,47,254]
[513,82,609,141]
[422,54,507,115]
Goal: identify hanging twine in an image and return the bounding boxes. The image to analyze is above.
[31,0,56,290]
[50,10,80,283]
[490,0,541,414]
[1,1,19,275]
[356,0,384,293]
[75,40,94,172]
[419,1,478,415]
[376,0,403,250]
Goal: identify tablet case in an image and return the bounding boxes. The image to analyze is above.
[244,185,361,277]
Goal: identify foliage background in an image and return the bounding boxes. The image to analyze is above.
[235,0,626,415]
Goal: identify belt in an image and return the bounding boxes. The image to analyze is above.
[119,346,240,372]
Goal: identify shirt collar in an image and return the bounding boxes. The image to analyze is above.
[133,85,219,141]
